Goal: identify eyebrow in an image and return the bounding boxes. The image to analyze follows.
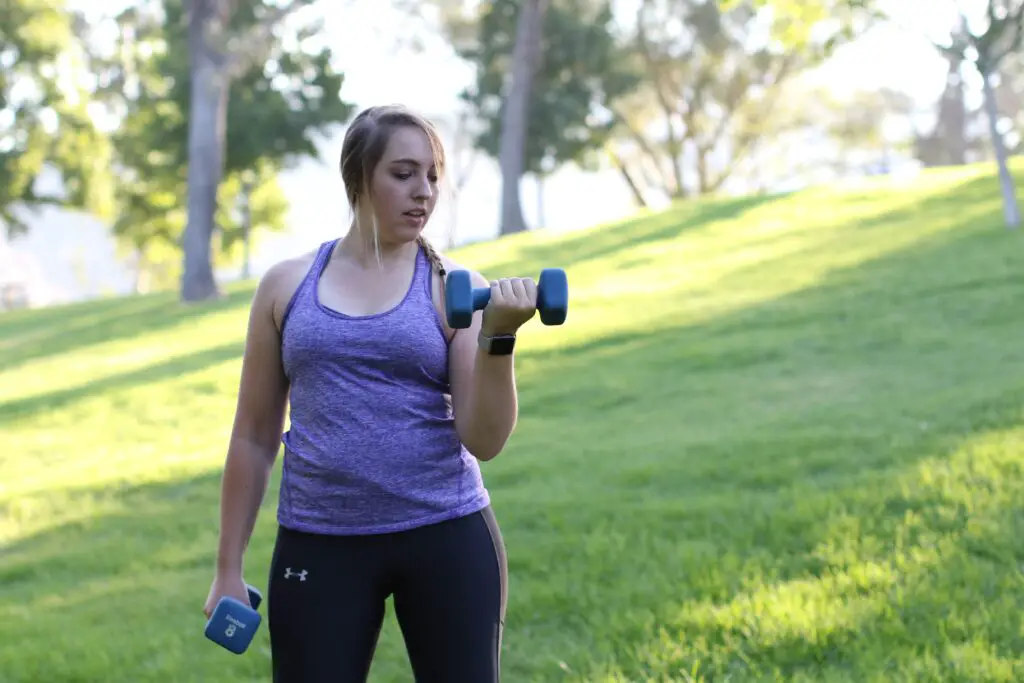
[389,158,437,168]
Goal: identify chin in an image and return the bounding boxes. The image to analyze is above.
[397,224,428,241]
[379,227,424,248]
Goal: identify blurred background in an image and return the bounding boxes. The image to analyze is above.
[4,2,1024,682]
[2,0,1020,309]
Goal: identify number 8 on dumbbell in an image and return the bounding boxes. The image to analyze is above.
[204,584,263,655]
[444,267,569,329]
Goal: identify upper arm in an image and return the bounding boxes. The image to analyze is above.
[430,258,489,424]
[448,270,490,428]
[230,261,299,456]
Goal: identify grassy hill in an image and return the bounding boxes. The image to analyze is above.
[3,161,1024,682]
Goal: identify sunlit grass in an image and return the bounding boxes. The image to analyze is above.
[2,160,1024,681]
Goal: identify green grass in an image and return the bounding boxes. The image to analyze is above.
[4,161,1024,682]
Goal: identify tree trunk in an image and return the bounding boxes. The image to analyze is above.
[497,0,548,236]
[133,248,145,294]
[182,0,229,302]
[611,153,648,208]
[241,176,252,280]
[981,66,1021,229]
[536,174,545,229]
[935,50,968,165]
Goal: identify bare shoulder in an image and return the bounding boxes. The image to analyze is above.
[426,254,489,341]
[439,254,489,289]
[254,249,318,331]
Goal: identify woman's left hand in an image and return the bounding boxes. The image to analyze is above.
[481,277,537,336]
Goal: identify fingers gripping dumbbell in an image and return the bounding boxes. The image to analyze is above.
[444,268,569,330]
[204,584,263,655]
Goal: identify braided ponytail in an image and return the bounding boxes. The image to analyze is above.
[417,234,451,326]
[416,234,447,280]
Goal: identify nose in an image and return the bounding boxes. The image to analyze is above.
[413,173,433,201]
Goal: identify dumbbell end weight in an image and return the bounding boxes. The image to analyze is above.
[204,584,263,655]
[246,585,263,611]
[537,268,568,326]
[444,270,481,329]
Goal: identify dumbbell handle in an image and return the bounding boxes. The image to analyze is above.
[468,283,556,313]
[470,287,492,313]
[246,585,262,611]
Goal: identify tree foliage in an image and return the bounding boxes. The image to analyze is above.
[932,1,1024,227]
[0,0,114,238]
[451,0,640,233]
[86,0,354,288]
[608,0,880,200]
[722,0,883,51]
[459,0,641,178]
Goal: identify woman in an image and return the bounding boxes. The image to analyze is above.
[202,104,537,681]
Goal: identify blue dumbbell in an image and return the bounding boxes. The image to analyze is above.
[444,268,569,329]
[204,584,263,655]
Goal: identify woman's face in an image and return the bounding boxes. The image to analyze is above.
[365,125,440,246]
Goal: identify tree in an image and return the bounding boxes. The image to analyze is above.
[180,0,351,301]
[87,0,354,291]
[989,51,1024,156]
[936,4,1023,228]
[917,47,971,166]
[723,0,883,50]
[495,0,550,235]
[611,0,879,200]
[0,0,113,239]
[458,0,641,232]
[879,0,1022,227]
[765,83,918,180]
[433,103,484,249]
[911,47,996,169]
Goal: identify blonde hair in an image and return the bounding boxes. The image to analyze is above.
[339,104,450,281]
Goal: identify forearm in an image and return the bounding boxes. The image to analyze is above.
[460,349,519,461]
[216,437,275,573]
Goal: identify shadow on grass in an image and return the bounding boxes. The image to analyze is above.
[1,471,228,589]
[513,173,1024,467]
[478,193,785,277]
[850,169,1020,228]
[0,340,246,423]
[638,472,1024,682]
[0,469,283,683]
[4,172,1024,681]
[0,284,256,374]
[489,173,1024,678]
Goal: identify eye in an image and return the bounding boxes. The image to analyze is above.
[394,172,413,180]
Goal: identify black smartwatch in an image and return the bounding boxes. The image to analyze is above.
[478,331,516,355]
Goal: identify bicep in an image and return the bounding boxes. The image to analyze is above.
[231,273,291,455]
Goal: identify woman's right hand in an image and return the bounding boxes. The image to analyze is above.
[203,571,251,620]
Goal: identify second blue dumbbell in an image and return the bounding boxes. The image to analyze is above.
[204,584,263,655]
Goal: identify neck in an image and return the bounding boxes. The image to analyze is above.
[337,227,418,268]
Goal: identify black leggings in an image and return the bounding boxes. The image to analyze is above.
[267,507,508,682]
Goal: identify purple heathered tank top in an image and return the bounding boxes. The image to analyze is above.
[276,239,490,535]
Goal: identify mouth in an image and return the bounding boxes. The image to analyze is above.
[404,209,427,218]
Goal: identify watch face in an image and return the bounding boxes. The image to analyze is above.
[490,335,516,354]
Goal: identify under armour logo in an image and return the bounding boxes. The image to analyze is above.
[284,567,308,581]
